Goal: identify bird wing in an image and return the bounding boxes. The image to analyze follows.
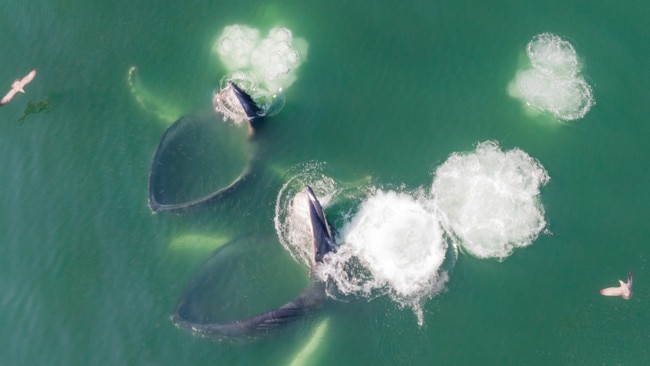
[627,272,633,289]
[21,69,37,85]
[0,88,18,106]
[599,284,625,297]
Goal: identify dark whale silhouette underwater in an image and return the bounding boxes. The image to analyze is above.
[171,186,336,340]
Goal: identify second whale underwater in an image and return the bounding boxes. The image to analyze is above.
[172,186,337,339]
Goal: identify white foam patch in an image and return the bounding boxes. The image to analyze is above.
[509,33,594,121]
[274,165,450,326]
[526,33,578,78]
[212,73,257,125]
[320,189,449,326]
[214,25,308,93]
[214,25,260,70]
[432,141,549,260]
[250,27,304,91]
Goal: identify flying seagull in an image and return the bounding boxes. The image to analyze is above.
[600,272,633,300]
[1,69,37,106]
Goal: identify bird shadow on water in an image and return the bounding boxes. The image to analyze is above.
[15,98,50,125]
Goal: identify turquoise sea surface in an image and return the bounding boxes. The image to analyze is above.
[2,1,649,365]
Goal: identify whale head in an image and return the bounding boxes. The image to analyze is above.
[304,186,337,265]
[228,81,262,122]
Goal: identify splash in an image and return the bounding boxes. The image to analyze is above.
[432,141,550,260]
[331,189,449,326]
[509,33,594,121]
[275,166,450,326]
[215,25,260,70]
[213,25,308,123]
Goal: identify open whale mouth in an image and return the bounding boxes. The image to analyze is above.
[171,186,336,341]
[212,81,265,129]
[147,114,253,212]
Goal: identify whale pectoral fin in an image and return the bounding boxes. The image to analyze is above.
[127,66,181,125]
[600,286,625,297]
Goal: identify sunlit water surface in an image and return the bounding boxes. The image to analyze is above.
[2,1,650,365]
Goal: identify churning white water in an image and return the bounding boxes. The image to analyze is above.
[330,189,449,326]
[509,33,594,121]
[274,141,550,325]
[431,141,550,260]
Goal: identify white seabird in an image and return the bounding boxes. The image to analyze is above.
[1,69,37,106]
[600,272,633,300]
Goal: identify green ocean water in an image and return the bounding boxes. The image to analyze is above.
[1,1,649,365]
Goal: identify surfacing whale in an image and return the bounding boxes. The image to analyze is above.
[148,82,265,212]
[171,186,336,340]
[228,81,263,122]
[600,272,633,300]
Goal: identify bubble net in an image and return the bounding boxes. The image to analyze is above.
[432,141,550,260]
[509,32,594,121]
[334,189,449,326]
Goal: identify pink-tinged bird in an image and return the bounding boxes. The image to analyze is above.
[1,69,37,106]
[600,272,633,300]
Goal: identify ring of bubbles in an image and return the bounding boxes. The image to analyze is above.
[509,33,594,121]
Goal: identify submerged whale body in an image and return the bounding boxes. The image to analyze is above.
[172,186,336,340]
[148,114,253,212]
